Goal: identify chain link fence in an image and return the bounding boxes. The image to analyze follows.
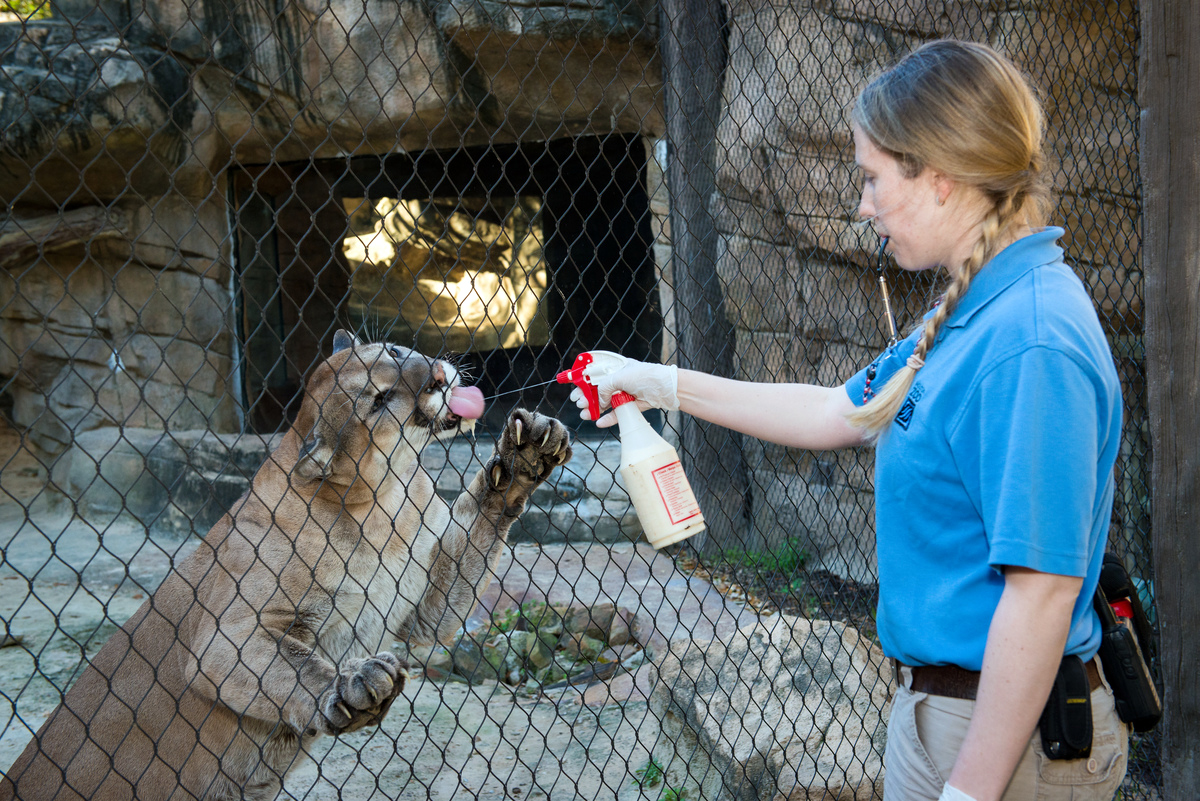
[0,0,1153,799]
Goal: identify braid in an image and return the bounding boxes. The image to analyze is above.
[844,41,1050,436]
[846,197,1017,437]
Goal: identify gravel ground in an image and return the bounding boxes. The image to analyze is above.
[0,482,755,800]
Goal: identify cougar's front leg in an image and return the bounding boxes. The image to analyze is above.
[404,409,572,643]
[482,409,573,519]
[187,606,404,739]
[318,652,407,735]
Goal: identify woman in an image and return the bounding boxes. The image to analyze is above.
[575,41,1128,801]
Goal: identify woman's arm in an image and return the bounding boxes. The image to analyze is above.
[581,352,867,449]
[946,566,1083,801]
[675,370,868,450]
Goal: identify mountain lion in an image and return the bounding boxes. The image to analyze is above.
[1,330,572,800]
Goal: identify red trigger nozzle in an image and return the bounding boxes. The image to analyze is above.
[557,352,602,420]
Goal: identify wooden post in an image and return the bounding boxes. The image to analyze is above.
[659,0,751,551]
[1139,1,1200,795]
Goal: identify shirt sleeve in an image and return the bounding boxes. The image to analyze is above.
[949,346,1102,577]
[844,334,919,407]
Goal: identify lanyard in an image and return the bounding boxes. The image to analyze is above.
[876,236,899,347]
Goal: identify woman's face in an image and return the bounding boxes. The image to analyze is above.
[853,124,978,273]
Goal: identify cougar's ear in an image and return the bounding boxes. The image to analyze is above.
[295,430,336,481]
[332,329,361,354]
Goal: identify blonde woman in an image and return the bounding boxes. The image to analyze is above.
[575,41,1128,801]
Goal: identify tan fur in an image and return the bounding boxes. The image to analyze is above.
[1,332,572,801]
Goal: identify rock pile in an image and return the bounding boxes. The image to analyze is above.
[649,614,892,800]
[423,600,650,689]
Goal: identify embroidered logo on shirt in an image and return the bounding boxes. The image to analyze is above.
[894,383,926,430]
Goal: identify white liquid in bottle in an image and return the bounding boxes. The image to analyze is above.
[612,392,705,548]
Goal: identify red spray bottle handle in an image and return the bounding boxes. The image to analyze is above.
[556,352,634,421]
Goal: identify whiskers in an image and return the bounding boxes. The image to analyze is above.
[442,353,474,386]
[318,393,359,420]
[345,314,408,351]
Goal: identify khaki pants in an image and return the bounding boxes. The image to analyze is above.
[883,666,1129,800]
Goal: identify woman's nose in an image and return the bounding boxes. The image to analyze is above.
[858,189,874,220]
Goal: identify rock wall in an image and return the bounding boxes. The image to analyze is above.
[0,0,662,462]
[0,197,237,457]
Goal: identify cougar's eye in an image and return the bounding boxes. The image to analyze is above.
[370,390,395,413]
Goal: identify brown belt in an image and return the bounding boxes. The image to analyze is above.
[903,659,1103,701]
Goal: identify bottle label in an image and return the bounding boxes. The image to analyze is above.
[651,461,702,525]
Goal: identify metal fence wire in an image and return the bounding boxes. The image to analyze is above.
[0,0,1153,799]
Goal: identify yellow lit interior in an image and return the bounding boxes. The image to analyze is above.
[342,196,550,354]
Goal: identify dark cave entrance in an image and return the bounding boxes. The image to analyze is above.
[232,134,663,434]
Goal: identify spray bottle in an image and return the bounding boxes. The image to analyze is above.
[557,353,705,549]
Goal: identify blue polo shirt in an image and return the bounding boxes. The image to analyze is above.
[845,228,1122,670]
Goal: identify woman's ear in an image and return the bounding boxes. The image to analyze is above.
[930,171,954,207]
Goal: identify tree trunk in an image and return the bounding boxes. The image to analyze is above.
[659,0,750,553]
[1139,0,1200,795]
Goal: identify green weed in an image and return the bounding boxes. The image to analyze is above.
[631,757,665,789]
[722,537,809,576]
[489,607,520,636]
[2,1,52,20]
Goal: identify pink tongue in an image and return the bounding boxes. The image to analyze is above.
[447,385,486,419]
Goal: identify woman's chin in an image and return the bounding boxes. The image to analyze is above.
[894,256,939,273]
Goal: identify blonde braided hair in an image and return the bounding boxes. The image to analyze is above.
[845,41,1052,436]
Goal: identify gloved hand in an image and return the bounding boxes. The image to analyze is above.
[938,785,978,801]
[569,351,679,428]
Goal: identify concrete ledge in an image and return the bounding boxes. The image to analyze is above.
[60,427,640,544]
[61,428,280,536]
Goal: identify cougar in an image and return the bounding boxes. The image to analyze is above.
[1,330,572,800]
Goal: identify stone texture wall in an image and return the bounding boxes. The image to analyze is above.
[0,0,662,464]
[0,197,237,457]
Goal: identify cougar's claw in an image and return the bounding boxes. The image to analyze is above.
[488,410,574,496]
[322,653,406,734]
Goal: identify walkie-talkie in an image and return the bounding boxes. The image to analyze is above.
[1093,555,1162,733]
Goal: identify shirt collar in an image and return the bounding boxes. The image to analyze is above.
[944,227,1065,328]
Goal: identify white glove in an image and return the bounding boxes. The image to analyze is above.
[569,350,679,428]
[938,785,978,801]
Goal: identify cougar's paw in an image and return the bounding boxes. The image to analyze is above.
[321,652,408,734]
[487,409,573,494]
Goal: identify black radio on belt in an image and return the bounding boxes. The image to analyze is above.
[1038,655,1093,760]
[1093,554,1162,733]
